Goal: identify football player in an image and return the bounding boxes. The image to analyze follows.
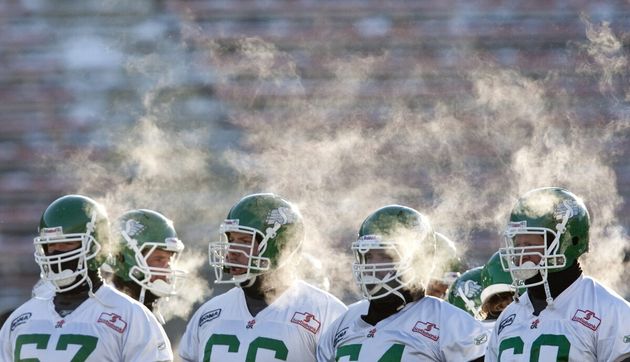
[179,193,347,362]
[478,251,517,329]
[0,195,173,361]
[447,266,484,321]
[317,205,488,362]
[109,209,187,324]
[486,187,630,361]
[425,232,462,299]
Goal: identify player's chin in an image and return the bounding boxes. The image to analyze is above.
[230,267,247,275]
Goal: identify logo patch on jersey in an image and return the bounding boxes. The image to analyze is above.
[290,312,321,334]
[333,327,349,348]
[199,309,221,327]
[498,314,516,335]
[571,309,601,331]
[246,319,256,329]
[530,319,539,329]
[474,333,488,345]
[10,313,31,331]
[98,312,128,333]
[623,335,630,343]
[412,321,439,341]
[367,328,377,338]
[55,320,65,328]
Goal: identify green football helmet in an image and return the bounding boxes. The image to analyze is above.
[34,194,110,292]
[480,251,517,305]
[447,266,483,320]
[352,205,435,302]
[499,187,589,292]
[209,193,304,285]
[111,209,186,302]
[426,232,463,298]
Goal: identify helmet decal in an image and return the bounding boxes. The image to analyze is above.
[458,279,482,299]
[266,207,298,226]
[124,219,146,237]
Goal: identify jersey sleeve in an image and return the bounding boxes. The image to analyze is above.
[122,305,173,362]
[320,295,348,336]
[483,319,500,362]
[178,307,201,362]
[596,297,630,362]
[439,305,489,361]
[0,313,14,362]
[316,312,344,362]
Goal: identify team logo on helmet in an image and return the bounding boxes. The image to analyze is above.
[266,207,297,226]
[124,219,145,237]
[458,279,482,298]
[553,200,579,221]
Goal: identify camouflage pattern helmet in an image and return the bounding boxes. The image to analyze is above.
[209,193,304,284]
[34,194,110,292]
[447,266,483,320]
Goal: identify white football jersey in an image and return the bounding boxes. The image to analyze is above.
[485,276,630,362]
[0,284,173,362]
[317,296,489,361]
[179,280,347,362]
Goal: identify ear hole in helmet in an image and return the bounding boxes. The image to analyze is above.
[572,236,579,246]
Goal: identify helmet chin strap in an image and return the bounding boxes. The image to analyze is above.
[542,276,554,306]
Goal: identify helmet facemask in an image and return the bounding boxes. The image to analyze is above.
[209,221,276,285]
[121,230,187,302]
[34,211,101,293]
[352,234,413,301]
[499,206,572,289]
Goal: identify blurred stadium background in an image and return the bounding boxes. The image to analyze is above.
[1,0,629,356]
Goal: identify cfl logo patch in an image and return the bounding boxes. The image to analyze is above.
[97,312,128,333]
[290,312,321,334]
[412,321,439,341]
[571,309,601,331]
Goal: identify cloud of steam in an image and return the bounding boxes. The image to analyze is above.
[159,252,207,322]
[179,21,628,299]
[38,8,629,335]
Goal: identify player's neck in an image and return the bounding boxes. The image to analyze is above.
[53,270,103,317]
[527,260,582,315]
[113,276,159,311]
[241,275,278,317]
[362,288,420,326]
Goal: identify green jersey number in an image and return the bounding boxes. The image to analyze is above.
[203,334,289,362]
[498,334,570,361]
[14,334,98,362]
[336,343,405,361]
